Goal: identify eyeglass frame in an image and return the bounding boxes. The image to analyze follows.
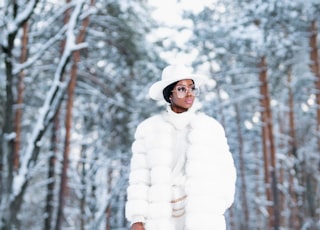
[171,85,200,98]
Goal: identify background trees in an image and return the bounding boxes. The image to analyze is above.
[1,0,161,229]
[0,0,319,229]
[187,0,320,229]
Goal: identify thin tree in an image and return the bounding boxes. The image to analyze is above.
[258,56,280,230]
[310,20,320,148]
[106,169,113,230]
[55,1,72,228]
[287,67,300,229]
[14,21,29,171]
[44,118,59,230]
[234,102,249,229]
[307,19,320,228]
[259,56,272,227]
[56,0,92,228]
[79,144,87,230]
[1,1,39,229]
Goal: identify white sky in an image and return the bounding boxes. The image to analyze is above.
[149,0,212,23]
[148,0,212,66]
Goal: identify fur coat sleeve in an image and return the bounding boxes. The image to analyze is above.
[125,115,174,224]
[184,113,236,229]
[125,119,151,224]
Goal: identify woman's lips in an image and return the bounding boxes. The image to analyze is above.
[185,98,193,104]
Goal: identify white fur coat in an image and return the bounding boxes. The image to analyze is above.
[126,108,236,230]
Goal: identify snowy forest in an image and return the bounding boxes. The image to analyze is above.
[0,0,319,229]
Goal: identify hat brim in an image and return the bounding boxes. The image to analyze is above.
[148,74,203,101]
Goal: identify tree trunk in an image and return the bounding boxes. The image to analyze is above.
[276,111,286,228]
[14,21,29,170]
[259,56,272,227]
[234,102,249,229]
[106,169,113,230]
[80,144,87,230]
[55,1,72,229]
[287,68,300,229]
[1,29,16,230]
[308,19,320,228]
[258,56,279,230]
[310,20,320,147]
[44,116,59,230]
[253,139,264,229]
[77,2,94,227]
[56,1,90,228]
[1,2,22,228]
[0,1,40,229]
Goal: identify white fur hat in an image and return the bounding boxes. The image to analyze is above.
[149,64,203,101]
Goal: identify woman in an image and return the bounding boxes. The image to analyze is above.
[126,64,236,230]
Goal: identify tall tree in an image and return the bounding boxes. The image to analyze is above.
[258,56,279,229]
[310,20,320,149]
[44,119,59,230]
[307,19,320,228]
[286,67,300,229]
[14,21,29,171]
[1,1,40,229]
[55,2,86,229]
[1,0,87,229]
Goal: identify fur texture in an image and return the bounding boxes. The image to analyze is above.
[126,110,236,230]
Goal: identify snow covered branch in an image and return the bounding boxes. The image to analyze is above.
[12,0,86,200]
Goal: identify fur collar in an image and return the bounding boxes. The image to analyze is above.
[164,105,196,130]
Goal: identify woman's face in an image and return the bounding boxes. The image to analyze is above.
[170,79,196,113]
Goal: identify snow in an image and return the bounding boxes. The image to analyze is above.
[12,0,86,199]
[7,0,38,34]
[149,0,213,24]
[2,0,320,229]
[147,0,213,65]
[4,132,16,141]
